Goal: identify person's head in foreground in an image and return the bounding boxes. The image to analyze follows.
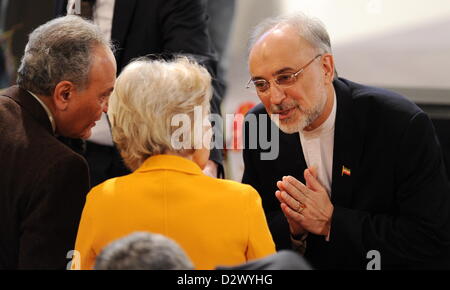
[17,15,116,139]
[247,12,336,134]
[94,232,194,270]
[108,56,212,171]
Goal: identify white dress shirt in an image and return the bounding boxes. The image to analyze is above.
[299,92,337,196]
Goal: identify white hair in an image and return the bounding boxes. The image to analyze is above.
[108,56,212,171]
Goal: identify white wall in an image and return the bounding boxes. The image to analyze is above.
[282,0,450,45]
[280,0,450,89]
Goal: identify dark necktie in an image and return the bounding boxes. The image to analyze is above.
[80,0,96,20]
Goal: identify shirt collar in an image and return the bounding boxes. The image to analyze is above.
[27,90,56,133]
[135,154,204,176]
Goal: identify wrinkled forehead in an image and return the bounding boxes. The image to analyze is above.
[249,27,315,76]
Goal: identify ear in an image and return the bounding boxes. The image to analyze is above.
[322,53,335,85]
[53,81,75,111]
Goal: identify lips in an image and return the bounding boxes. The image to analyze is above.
[275,107,295,120]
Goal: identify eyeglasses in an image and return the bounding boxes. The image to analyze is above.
[246,54,322,94]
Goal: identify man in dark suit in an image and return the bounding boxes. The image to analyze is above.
[243,13,450,269]
[0,15,116,269]
[55,0,225,185]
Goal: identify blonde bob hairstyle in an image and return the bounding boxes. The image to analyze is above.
[108,56,212,171]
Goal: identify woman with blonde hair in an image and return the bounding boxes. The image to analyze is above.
[73,57,275,270]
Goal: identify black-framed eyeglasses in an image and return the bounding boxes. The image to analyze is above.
[246,54,322,94]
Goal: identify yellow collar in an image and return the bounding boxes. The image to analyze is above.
[136,154,204,175]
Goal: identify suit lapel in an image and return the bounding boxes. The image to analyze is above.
[277,130,307,182]
[330,79,367,207]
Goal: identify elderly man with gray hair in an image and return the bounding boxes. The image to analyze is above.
[0,15,116,269]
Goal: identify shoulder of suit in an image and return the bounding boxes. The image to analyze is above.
[0,94,21,114]
[208,177,260,199]
[338,77,423,119]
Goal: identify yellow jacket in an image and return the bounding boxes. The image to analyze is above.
[74,154,275,270]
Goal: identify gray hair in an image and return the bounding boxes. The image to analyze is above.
[94,232,194,270]
[249,13,333,55]
[249,13,338,78]
[17,15,112,96]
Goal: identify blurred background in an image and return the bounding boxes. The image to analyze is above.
[1,0,449,181]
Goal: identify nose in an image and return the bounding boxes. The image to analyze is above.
[102,101,109,113]
[269,82,286,105]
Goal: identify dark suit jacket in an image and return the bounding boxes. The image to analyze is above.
[55,0,224,168]
[0,86,90,269]
[216,250,312,270]
[242,78,450,269]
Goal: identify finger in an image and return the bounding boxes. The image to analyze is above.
[304,169,315,190]
[278,190,304,212]
[276,180,286,191]
[304,169,325,192]
[281,202,304,220]
[279,191,306,212]
[275,190,283,203]
[282,176,310,200]
[276,190,303,210]
[309,166,318,180]
[306,167,318,190]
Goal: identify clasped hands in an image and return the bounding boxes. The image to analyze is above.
[275,168,334,238]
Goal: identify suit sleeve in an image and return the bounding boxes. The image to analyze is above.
[245,186,276,260]
[18,153,89,269]
[329,112,450,267]
[159,0,224,169]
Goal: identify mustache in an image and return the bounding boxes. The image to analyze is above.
[271,101,300,114]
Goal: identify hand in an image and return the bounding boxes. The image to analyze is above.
[202,160,218,178]
[276,181,307,237]
[275,169,334,236]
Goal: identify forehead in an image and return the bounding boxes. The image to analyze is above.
[88,45,117,88]
[249,26,315,76]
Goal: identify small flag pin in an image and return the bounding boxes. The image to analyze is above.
[342,166,351,176]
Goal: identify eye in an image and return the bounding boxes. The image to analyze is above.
[276,74,294,85]
[253,80,269,91]
[98,95,108,104]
